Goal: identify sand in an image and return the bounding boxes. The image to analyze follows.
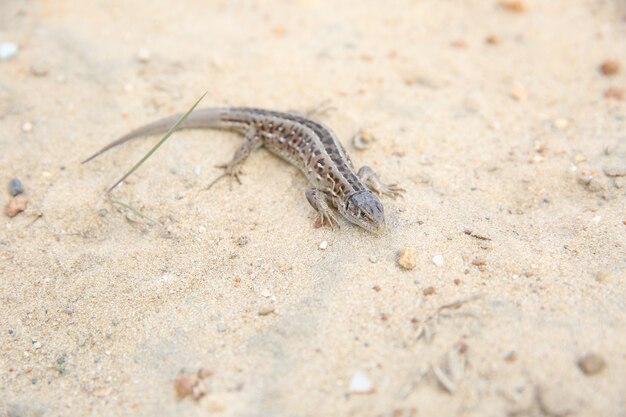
[1,1,625,416]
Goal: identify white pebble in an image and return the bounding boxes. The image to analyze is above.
[33,341,41,349]
[198,226,206,233]
[260,289,271,298]
[0,41,18,60]
[136,47,151,63]
[319,240,328,250]
[349,371,373,393]
[194,165,201,177]
[592,216,602,224]
[21,122,33,132]
[432,255,444,266]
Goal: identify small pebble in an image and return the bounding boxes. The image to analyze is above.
[422,286,435,296]
[352,129,376,150]
[0,41,18,60]
[432,255,444,267]
[198,368,213,379]
[33,341,41,349]
[605,87,625,101]
[397,247,417,270]
[450,39,468,48]
[237,235,249,246]
[368,255,378,263]
[260,289,271,298]
[8,178,24,196]
[191,382,208,400]
[319,240,328,250]
[485,35,500,45]
[193,165,201,177]
[471,257,487,271]
[21,122,33,133]
[603,164,626,177]
[30,62,49,76]
[592,216,602,224]
[599,60,620,76]
[136,47,151,63]
[64,307,73,315]
[5,195,28,217]
[500,1,526,13]
[595,271,612,283]
[173,374,199,398]
[510,85,527,101]
[349,371,373,394]
[578,353,606,375]
[258,306,275,316]
[553,118,569,129]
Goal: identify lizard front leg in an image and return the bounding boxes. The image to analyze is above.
[357,166,405,198]
[207,129,263,189]
[305,188,340,230]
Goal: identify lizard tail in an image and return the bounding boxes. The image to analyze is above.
[81,108,227,164]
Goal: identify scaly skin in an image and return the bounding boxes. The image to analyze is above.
[83,107,404,233]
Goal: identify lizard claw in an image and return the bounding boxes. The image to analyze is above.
[206,163,243,190]
[379,183,405,198]
[314,212,341,230]
[371,182,405,198]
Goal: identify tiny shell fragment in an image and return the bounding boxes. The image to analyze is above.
[432,255,444,267]
[0,42,18,60]
[349,371,373,394]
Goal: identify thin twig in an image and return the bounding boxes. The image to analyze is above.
[108,198,157,224]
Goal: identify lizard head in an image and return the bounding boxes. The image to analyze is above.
[341,191,386,234]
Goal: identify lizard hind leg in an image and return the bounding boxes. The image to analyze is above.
[305,188,340,230]
[206,129,263,190]
[357,165,405,198]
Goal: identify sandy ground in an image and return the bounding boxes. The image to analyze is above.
[1,0,625,416]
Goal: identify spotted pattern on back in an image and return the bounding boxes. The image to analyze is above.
[221,108,368,202]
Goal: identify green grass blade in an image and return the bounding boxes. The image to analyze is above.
[106,91,208,194]
[108,198,157,224]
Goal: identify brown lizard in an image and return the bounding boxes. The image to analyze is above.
[83,107,404,233]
